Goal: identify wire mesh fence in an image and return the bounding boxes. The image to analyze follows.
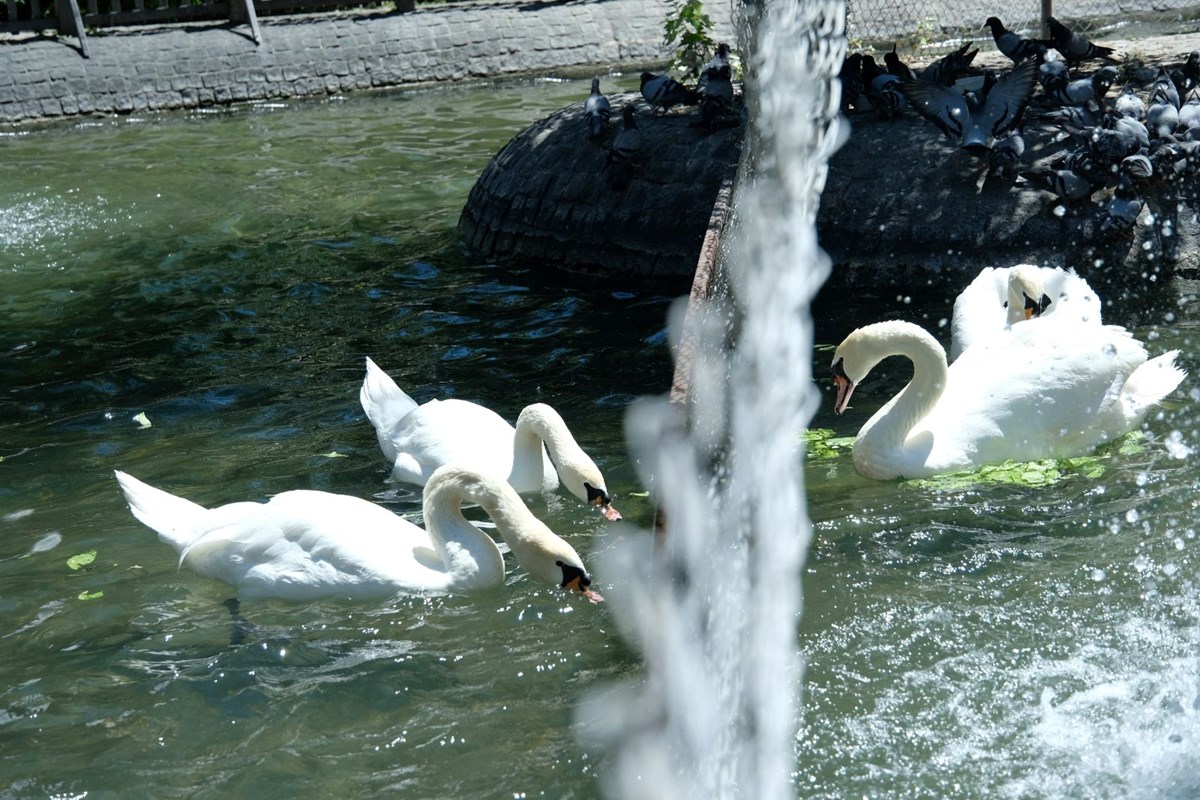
[847,0,1200,57]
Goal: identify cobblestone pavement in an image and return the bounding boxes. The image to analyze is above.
[0,0,737,124]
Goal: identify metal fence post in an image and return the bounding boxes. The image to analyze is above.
[54,0,89,57]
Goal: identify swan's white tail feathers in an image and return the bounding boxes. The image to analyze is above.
[360,358,418,463]
[1120,350,1187,422]
[114,470,207,553]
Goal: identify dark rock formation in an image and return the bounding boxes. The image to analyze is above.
[458,91,742,278]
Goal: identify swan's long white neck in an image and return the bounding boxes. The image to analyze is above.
[851,324,948,478]
[422,470,513,591]
[423,467,558,591]
[511,404,589,494]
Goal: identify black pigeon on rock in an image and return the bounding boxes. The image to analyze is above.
[1046,16,1117,69]
[605,105,642,190]
[1172,51,1200,97]
[1016,166,1101,204]
[1100,175,1144,235]
[583,78,612,140]
[900,58,1038,152]
[983,17,1049,65]
[640,72,698,114]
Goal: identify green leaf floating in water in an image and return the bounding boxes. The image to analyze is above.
[317,451,349,459]
[907,432,1148,490]
[803,428,856,460]
[77,590,104,601]
[67,550,97,571]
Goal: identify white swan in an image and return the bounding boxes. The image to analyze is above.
[949,264,1102,360]
[831,318,1185,480]
[114,466,603,602]
[359,357,620,521]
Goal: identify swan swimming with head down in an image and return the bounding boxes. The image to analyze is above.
[359,357,621,521]
[831,318,1185,480]
[950,264,1102,361]
[114,466,603,602]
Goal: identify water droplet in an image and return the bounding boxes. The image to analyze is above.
[1102,343,1118,357]
[1126,508,1140,523]
[1053,205,1067,217]
[1090,568,1107,582]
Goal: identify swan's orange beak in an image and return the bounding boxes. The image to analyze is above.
[564,575,605,603]
[598,499,621,521]
[833,373,855,415]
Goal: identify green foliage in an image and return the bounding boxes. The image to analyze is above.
[663,0,715,81]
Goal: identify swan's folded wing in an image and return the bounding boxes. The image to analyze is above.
[385,399,520,485]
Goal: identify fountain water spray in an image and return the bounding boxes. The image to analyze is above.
[582,1,848,797]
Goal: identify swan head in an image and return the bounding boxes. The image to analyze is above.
[512,526,605,604]
[518,404,622,521]
[1006,264,1052,324]
[831,320,945,415]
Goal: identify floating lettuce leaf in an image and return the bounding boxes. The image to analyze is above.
[317,451,349,459]
[77,590,104,601]
[132,411,152,429]
[67,550,97,571]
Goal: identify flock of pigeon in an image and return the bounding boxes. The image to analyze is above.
[583,42,739,189]
[840,17,1200,236]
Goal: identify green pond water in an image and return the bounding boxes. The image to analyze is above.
[2,71,1200,800]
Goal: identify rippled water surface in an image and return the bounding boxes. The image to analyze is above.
[3,69,1200,800]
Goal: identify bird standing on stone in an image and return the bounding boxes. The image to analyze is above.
[583,78,612,140]
[1016,166,1101,204]
[640,71,697,114]
[984,17,1048,65]
[900,58,1038,152]
[1101,175,1144,235]
[605,105,642,190]
[1046,16,1117,69]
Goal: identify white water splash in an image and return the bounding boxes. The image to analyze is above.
[583,1,846,797]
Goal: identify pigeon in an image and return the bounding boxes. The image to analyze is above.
[839,53,866,113]
[698,65,735,128]
[605,105,642,190]
[1048,65,1119,106]
[1046,16,1117,68]
[697,43,731,94]
[900,58,1038,152]
[919,41,980,86]
[1147,99,1181,139]
[1017,167,1101,203]
[1041,101,1103,129]
[1171,51,1199,97]
[1100,176,1144,235]
[640,72,698,114]
[1179,88,1200,130]
[583,78,612,140]
[1149,68,1181,110]
[862,55,907,119]
[1114,86,1146,120]
[985,128,1026,183]
[983,17,1049,65]
[1119,153,1154,181]
[884,44,918,82]
[1038,56,1070,94]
